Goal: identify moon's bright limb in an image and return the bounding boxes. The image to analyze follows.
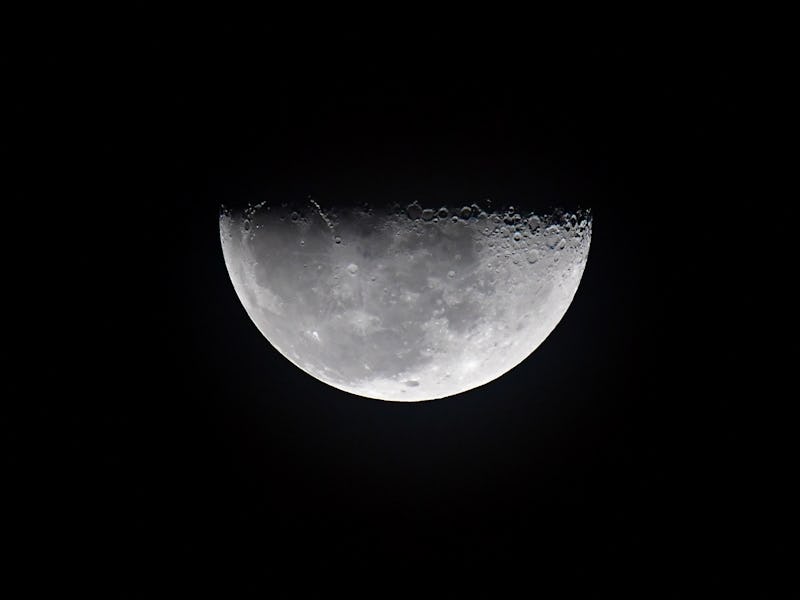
[220,200,591,402]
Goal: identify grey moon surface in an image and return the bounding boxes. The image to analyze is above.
[220,201,592,402]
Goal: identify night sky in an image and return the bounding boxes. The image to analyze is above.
[9,21,785,597]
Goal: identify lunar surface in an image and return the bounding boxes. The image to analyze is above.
[220,199,591,401]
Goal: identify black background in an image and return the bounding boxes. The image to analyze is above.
[8,19,787,597]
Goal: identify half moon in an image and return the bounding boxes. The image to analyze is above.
[220,201,591,401]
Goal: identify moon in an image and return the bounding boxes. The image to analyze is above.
[220,199,591,402]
